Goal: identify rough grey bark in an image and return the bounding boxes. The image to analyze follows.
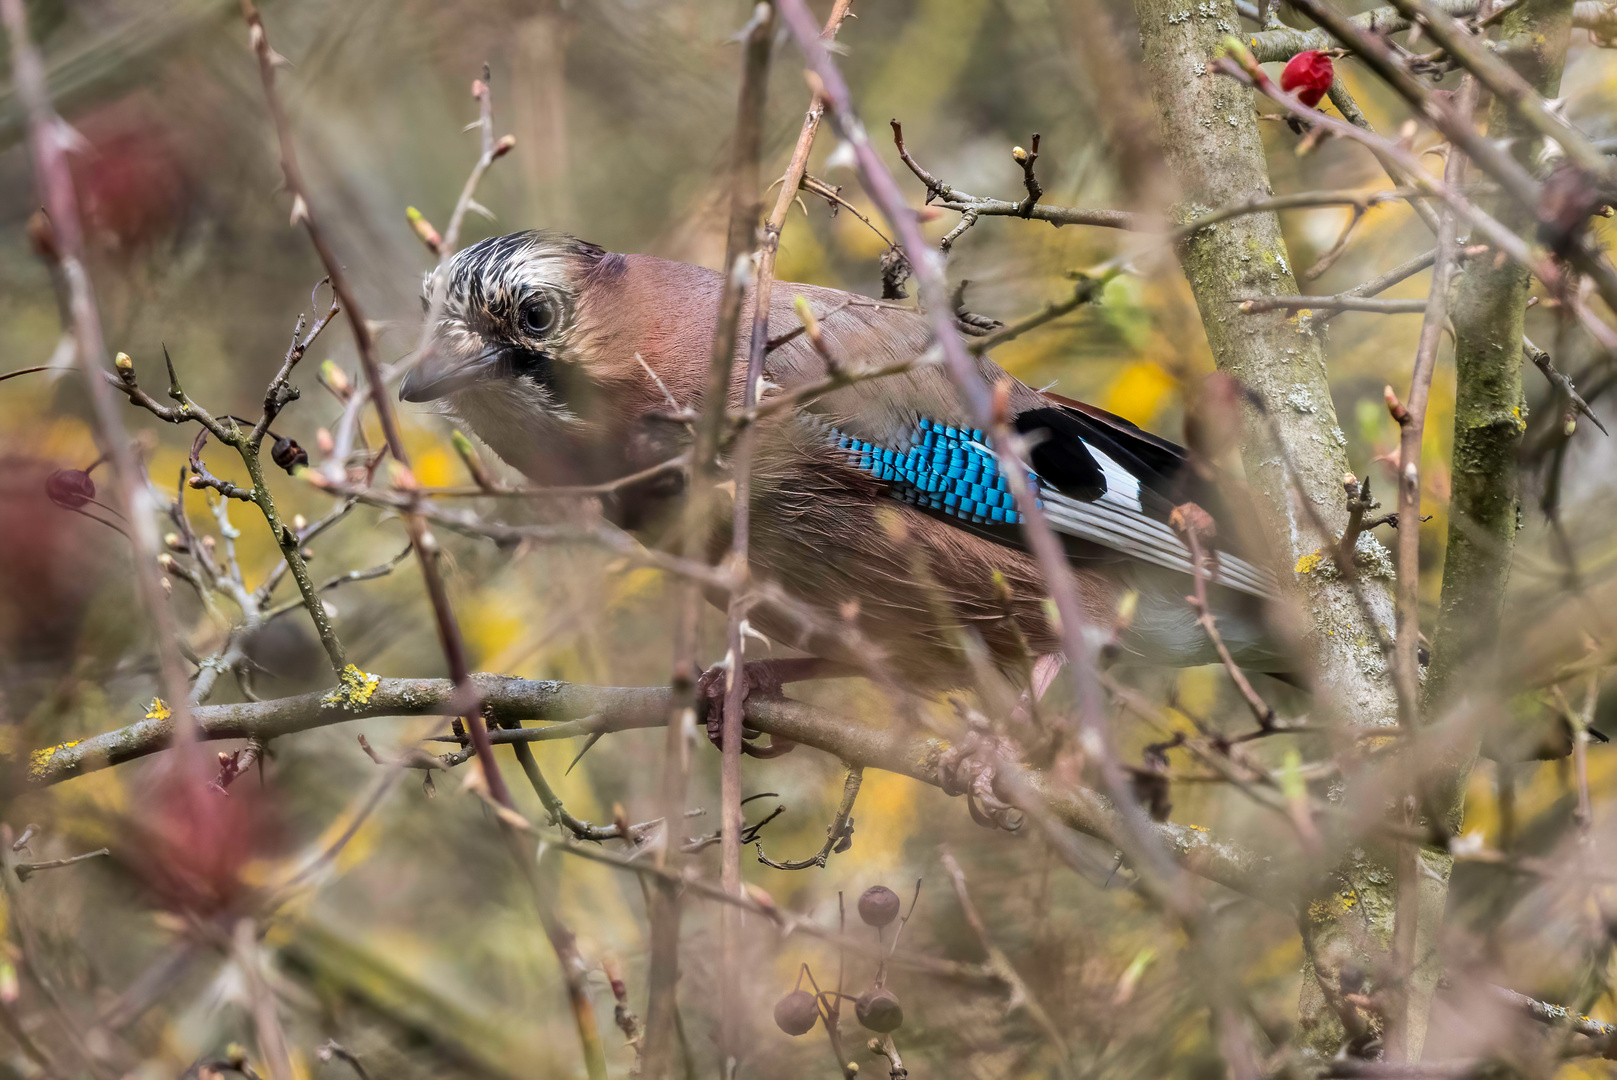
[1132,0,1403,1055]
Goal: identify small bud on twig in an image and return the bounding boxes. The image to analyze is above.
[319,361,353,401]
[114,352,135,382]
[406,206,443,254]
[493,134,517,159]
[1385,384,1410,426]
[26,209,58,263]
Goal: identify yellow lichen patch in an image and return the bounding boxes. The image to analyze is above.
[28,741,81,780]
[1294,550,1324,575]
[145,698,172,721]
[322,665,381,709]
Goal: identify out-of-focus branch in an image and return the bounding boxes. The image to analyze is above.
[1384,75,1470,1064]
[3,0,195,732]
[1249,0,1616,61]
[717,1,853,1068]
[1233,295,1429,314]
[939,847,1069,1062]
[779,0,1194,916]
[645,7,774,1074]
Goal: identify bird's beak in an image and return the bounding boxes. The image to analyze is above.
[398,344,505,403]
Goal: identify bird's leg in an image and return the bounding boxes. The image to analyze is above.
[697,658,857,759]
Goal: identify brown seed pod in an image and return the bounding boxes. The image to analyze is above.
[855,987,903,1033]
[271,436,309,473]
[858,885,900,928]
[773,989,820,1036]
[46,469,96,510]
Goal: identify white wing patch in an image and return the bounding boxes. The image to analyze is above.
[1031,437,1278,601]
[1087,442,1143,513]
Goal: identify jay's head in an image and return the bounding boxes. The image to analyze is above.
[402,230,718,484]
[402,230,606,412]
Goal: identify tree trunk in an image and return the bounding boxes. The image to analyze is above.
[1131,0,1403,1055]
[1427,0,1574,820]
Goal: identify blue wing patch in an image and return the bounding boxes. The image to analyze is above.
[830,415,1278,599]
[832,418,1039,525]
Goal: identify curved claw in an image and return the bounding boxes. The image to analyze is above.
[698,660,797,758]
[936,731,1024,831]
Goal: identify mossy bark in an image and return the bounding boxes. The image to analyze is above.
[1132,0,1404,1057]
[1427,0,1574,822]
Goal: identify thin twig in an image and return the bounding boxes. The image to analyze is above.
[756,766,863,870]
[238,0,511,805]
[781,0,1194,916]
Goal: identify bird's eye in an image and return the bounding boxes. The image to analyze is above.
[518,296,557,337]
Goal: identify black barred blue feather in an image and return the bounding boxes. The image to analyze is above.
[830,413,1278,601]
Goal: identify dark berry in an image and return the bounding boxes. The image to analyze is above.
[271,436,308,472]
[858,885,900,928]
[855,987,903,1033]
[773,989,819,1036]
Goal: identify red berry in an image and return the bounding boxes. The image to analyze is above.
[1280,50,1335,108]
[45,469,96,510]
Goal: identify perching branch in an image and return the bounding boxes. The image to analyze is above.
[25,675,1281,902]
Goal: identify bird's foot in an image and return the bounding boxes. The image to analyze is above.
[698,659,801,759]
[936,730,1025,831]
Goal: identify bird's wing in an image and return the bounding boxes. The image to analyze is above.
[761,286,1278,600]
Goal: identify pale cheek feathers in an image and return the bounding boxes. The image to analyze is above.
[448,381,579,480]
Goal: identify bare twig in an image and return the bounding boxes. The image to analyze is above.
[1170,506,1276,732]
[13,848,110,883]
[939,847,1070,1065]
[1526,337,1608,435]
[781,0,1193,915]
[4,0,194,736]
[755,766,863,870]
[238,0,511,805]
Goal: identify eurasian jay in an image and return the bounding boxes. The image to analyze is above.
[401,231,1281,693]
